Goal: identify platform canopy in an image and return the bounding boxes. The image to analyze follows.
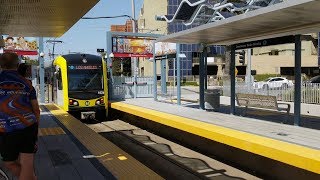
[0,0,99,37]
[157,0,320,45]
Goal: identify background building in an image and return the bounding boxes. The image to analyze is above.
[111,20,134,32]
[167,0,225,81]
[137,0,168,78]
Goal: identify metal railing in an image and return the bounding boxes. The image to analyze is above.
[224,82,320,104]
[111,76,154,100]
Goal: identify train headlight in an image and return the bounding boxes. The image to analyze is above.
[95,98,104,105]
[69,99,79,106]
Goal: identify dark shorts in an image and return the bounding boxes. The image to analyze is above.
[0,124,38,162]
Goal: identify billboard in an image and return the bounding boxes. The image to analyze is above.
[112,37,155,58]
[3,36,38,55]
[155,42,177,57]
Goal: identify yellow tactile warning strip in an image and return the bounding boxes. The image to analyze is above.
[110,102,320,174]
[38,127,66,136]
[45,104,163,180]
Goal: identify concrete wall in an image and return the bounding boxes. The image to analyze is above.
[137,0,168,77]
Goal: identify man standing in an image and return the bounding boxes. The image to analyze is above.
[0,52,40,180]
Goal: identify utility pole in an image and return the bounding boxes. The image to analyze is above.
[46,40,63,59]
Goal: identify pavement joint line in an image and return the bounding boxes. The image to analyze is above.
[197,169,214,173]
[205,173,220,177]
[165,153,174,156]
[144,142,157,145]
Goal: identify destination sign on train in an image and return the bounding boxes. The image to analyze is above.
[68,65,99,70]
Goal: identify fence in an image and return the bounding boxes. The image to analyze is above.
[224,82,320,104]
[111,76,154,100]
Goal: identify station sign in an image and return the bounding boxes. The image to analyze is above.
[235,35,295,50]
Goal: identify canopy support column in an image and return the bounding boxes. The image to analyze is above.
[39,37,45,104]
[161,59,167,94]
[199,44,207,110]
[230,45,236,115]
[294,35,302,126]
[176,44,181,105]
[153,42,157,101]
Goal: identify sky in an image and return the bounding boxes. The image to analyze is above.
[45,0,144,59]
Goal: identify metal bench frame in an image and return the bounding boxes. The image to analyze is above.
[236,93,291,123]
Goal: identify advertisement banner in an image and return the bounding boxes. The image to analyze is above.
[112,37,154,58]
[155,42,177,57]
[3,36,38,55]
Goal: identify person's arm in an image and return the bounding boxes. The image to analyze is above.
[31,99,40,123]
[30,87,40,123]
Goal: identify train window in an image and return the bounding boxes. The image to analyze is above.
[56,69,63,90]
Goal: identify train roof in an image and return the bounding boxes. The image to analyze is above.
[61,54,102,64]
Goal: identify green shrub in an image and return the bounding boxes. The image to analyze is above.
[182,81,198,86]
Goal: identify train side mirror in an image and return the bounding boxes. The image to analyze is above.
[251,70,257,76]
[54,69,61,79]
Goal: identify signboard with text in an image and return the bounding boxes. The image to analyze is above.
[3,36,38,55]
[112,37,155,58]
[155,42,177,57]
[235,35,295,50]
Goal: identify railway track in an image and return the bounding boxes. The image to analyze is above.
[86,119,260,180]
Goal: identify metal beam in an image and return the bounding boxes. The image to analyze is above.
[161,59,167,94]
[230,45,236,115]
[177,44,181,105]
[199,44,206,110]
[204,48,208,90]
[294,35,302,126]
[39,37,45,103]
[153,42,157,101]
[106,31,113,99]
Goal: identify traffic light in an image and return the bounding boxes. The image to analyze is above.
[239,50,245,65]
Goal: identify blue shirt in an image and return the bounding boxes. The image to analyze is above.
[0,70,37,133]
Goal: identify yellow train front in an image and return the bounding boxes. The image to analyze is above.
[53,54,107,120]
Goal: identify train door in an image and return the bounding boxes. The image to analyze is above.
[55,67,64,108]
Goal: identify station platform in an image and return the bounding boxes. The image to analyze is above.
[110,98,320,177]
[1,104,163,180]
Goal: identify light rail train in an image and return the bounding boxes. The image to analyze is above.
[48,53,108,119]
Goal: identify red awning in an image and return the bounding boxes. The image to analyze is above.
[4,50,38,56]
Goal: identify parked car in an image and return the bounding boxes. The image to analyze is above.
[309,75,320,83]
[254,77,294,90]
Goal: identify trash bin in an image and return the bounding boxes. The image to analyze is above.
[205,89,220,111]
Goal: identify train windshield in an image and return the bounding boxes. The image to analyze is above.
[68,65,103,91]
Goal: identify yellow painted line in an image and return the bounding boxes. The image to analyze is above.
[110,102,320,174]
[46,104,163,179]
